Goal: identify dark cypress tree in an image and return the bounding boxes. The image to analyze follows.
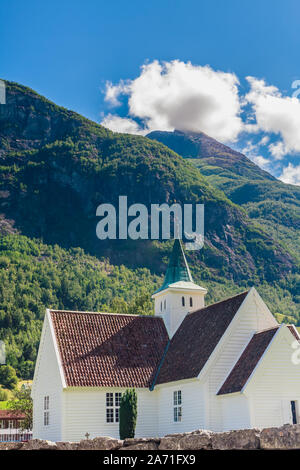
[119,388,137,439]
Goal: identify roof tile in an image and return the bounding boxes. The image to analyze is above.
[218,326,279,395]
[50,311,169,388]
[155,291,249,385]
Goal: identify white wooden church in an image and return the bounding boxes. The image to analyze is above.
[32,240,300,442]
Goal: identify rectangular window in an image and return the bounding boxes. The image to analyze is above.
[115,392,122,407]
[43,396,49,426]
[106,392,113,407]
[106,392,122,423]
[44,396,49,410]
[44,411,49,426]
[291,401,298,424]
[173,391,182,422]
[106,407,114,423]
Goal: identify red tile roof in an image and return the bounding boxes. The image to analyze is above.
[0,410,25,420]
[50,311,169,388]
[218,326,279,395]
[155,291,249,385]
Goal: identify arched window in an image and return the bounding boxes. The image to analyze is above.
[190,297,193,307]
[182,296,185,307]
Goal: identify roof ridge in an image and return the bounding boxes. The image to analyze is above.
[49,309,160,319]
[187,290,249,316]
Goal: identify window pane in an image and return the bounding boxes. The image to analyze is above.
[173,391,177,406]
[115,408,119,423]
[106,408,114,423]
[115,392,122,406]
[178,391,182,405]
[44,396,49,410]
[178,407,182,421]
[190,297,193,307]
[106,393,113,407]
[174,407,178,422]
[44,411,49,426]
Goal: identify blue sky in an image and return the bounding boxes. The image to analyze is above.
[1,0,300,184]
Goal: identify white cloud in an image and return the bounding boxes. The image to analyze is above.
[101,114,143,134]
[103,80,130,107]
[252,155,270,171]
[259,135,270,146]
[246,77,300,159]
[102,60,244,142]
[279,163,300,185]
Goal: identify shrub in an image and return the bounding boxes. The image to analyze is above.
[0,388,8,401]
[119,388,137,440]
[0,365,18,390]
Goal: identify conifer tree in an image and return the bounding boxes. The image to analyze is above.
[119,388,137,439]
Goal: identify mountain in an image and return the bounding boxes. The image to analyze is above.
[147,130,300,264]
[0,82,299,379]
[147,129,275,181]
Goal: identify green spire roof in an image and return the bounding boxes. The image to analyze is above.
[155,239,194,294]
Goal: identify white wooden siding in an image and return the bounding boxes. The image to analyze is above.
[157,380,206,437]
[219,394,251,431]
[246,327,300,429]
[205,288,278,431]
[62,387,158,441]
[32,315,63,441]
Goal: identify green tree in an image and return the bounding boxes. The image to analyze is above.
[8,387,32,431]
[0,365,18,390]
[119,389,137,440]
[0,388,8,401]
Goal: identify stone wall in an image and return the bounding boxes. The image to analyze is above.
[1,424,300,450]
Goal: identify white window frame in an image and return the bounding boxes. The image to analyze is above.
[43,395,50,426]
[106,392,122,424]
[173,390,182,422]
[44,411,49,426]
[44,396,49,410]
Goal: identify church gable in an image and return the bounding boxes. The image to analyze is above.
[154,291,249,385]
[217,326,280,395]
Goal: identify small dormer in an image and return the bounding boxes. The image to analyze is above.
[152,239,207,337]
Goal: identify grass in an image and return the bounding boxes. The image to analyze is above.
[0,401,9,409]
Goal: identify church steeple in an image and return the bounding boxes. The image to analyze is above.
[152,239,207,337]
[154,239,193,294]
